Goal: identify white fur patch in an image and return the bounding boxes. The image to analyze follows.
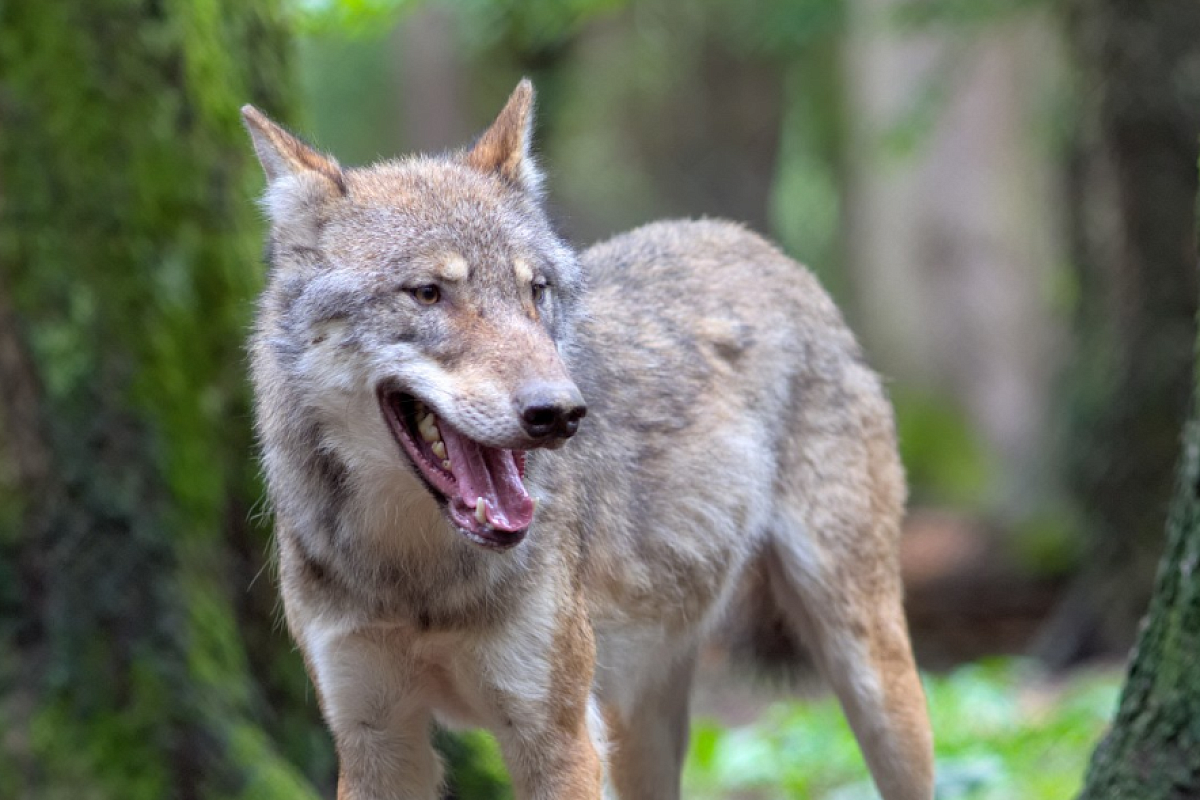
[587,694,610,765]
[513,257,533,285]
[474,581,556,717]
[259,173,331,245]
[439,252,469,282]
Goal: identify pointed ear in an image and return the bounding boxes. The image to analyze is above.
[240,104,346,194]
[464,79,542,194]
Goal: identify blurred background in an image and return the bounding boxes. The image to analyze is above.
[1,0,1198,797]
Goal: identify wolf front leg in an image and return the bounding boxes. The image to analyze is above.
[302,625,445,800]
[484,594,606,800]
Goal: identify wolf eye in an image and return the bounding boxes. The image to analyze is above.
[532,280,549,303]
[410,285,441,305]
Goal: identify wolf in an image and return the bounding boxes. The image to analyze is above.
[242,79,933,800]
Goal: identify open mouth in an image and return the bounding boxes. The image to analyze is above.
[378,388,535,549]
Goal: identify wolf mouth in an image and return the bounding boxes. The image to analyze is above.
[378,388,534,549]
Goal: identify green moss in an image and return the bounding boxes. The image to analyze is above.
[224,723,324,800]
[1077,417,1200,797]
[0,0,328,794]
[29,666,173,800]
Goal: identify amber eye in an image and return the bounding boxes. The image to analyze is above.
[410,285,440,305]
[532,281,549,303]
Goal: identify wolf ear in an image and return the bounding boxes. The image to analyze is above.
[240,105,346,194]
[241,106,346,242]
[464,79,542,195]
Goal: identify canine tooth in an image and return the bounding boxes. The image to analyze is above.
[474,498,486,524]
[431,440,446,459]
[419,418,439,443]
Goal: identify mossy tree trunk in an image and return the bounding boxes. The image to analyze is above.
[1038,0,1200,667]
[0,1,332,797]
[1077,314,1200,796]
[1074,127,1200,799]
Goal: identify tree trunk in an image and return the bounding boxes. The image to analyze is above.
[0,1,330,796]
[1038,0,1200,667]
[1075,26,1200,788]
[1077,288,1200,797]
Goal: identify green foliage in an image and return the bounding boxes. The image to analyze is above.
[891,0,1055,31]
[291,0,421,36]
[1009,509,1084,578]
[711,0,843,56]
[29,673,172,800]
[685,660,1120,800]
[226,723,323,800]
[440,0,627,53]
[437,730,514,800]
[292,0,626,45]
[295,33,396,164]
[893,389,995,508]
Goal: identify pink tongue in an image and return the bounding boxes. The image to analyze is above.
[440,426,534,531]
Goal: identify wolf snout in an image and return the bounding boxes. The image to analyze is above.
[515,382,587,441]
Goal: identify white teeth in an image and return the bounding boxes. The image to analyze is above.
[431,440,446,459]
[418,414,439,443]
[474,497,486,524]
[442,459,452,470]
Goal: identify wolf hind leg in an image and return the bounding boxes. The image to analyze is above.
[600,646,696,800]
[766,506,934,800]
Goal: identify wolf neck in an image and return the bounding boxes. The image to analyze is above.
[348,459,459,561]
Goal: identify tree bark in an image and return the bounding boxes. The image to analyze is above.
[1077,301,1200,797]
[1038,0,1200,667]
[1075,32,1200,792]
[0,0,329,796]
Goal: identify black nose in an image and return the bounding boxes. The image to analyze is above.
[516,384,587,440]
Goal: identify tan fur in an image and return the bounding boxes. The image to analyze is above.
[243,80,933,800]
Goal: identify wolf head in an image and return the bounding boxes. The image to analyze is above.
[244,81,585,549]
